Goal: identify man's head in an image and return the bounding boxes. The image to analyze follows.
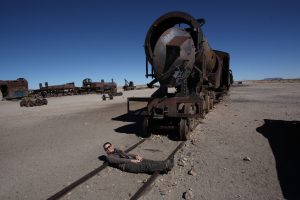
[103,142,114,154]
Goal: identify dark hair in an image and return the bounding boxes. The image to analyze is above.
[103,142,112,149]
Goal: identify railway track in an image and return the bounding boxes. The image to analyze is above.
[130,141,185,200]
[47,139,185,200]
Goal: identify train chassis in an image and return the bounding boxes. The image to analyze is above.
[128,91,220,140]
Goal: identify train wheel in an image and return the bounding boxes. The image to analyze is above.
[42,98,48,105]
[35,99,42,106]
[27,101,34,107]
[179,118,190,141]
[20,100,26,107]
[205,95,210,113]
[189,118,194,131]
[189,118,199,131]
[141,117,152,138]
[209,98,214,109]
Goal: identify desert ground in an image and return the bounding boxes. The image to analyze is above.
[0,81,299,200]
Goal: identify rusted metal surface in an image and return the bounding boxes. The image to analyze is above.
[145,11,232,91]
[20,97,48,107]
[40,82,75,90]
[127,97,153,112]
[79,78,117,94]
[82,78,117,93]
[147,96,204,118]
[137,11,233,140]
[102,93,114,101]
[123,79,136,91]
[39,82,76,97]
[0,78,28,99]
[33,82,76,97]
[32,78,120,97]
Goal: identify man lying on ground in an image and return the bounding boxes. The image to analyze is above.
[103,142,174,174]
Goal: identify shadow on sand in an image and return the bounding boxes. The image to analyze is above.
[111,108,145,136]
[112,108,179,141]
[256,119,300,200]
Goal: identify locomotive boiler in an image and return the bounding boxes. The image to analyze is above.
[129,11,233,140]
[35,82,76,97]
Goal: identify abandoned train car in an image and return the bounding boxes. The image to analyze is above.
[0,78,28,99]
[32,78,118,97]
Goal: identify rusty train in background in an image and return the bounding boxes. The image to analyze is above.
[0,78,119,100]
[128,11,233,140]
[80,78,117,95]
[33,78,118,97]
[123,79,136,91]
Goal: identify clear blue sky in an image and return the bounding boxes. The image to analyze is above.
[1,0,299,89]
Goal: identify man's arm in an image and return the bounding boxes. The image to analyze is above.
[106,155,139,164]
[126,153,136,157]
[126,153,143,161]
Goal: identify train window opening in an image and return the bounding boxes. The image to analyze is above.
[0,85,8,97]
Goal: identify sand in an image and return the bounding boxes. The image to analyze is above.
[0,81,299,200]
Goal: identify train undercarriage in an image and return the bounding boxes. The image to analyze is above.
[128,90,227,140]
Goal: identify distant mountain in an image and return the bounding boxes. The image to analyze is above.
[263,77,284,81]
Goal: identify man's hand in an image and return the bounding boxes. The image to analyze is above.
[131,159,141,163]
[131,154,143,163]
[135,155,143,162]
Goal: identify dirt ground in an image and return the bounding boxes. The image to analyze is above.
[0,81,299,200]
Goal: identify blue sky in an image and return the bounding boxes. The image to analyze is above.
[1,0,299,89]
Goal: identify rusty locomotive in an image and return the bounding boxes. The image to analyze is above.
[128,11,233,140]
[79,78,117,94]
[37,82,76,97]
[123,79,136,91]
[34,78,118,97]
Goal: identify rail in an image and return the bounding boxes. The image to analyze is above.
[47,139,185,200]
[47,139,146,200]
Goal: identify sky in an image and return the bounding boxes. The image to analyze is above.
[0,0,299,89]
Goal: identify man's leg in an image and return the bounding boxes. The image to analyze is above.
[121,159,172,174]
[139,159,168,173]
